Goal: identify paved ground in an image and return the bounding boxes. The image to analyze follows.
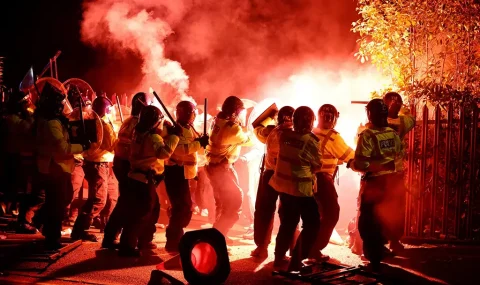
[1,213,479,285]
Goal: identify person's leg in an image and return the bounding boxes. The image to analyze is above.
[164,165,193,251]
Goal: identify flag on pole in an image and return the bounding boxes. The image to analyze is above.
[19,67,35,91]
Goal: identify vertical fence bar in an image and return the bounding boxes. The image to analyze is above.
[406,100,417,236]
[405,101,418,236]
[455,104,465,238]
[467,104,478,239]
[419,104,429,236]
[443,103,453,236]
[430,105,441,238]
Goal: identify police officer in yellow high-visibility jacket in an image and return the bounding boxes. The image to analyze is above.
[72,96,117,242]
[269,106,322,272]
[309,104,355,261]
[119,105,180,257]
[383,92,415,253]
[164,101,209,252]
[206,96,254,239]
[35,83,89,250]
[102,92,147,249]
[250,106,294,258]
[346,99,402,269]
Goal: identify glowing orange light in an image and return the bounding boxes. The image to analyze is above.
[190,242,218,275]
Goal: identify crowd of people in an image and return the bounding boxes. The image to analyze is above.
[0,80,415,272]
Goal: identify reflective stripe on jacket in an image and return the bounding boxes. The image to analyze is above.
[128,133,179,183]
[313,128,354,176]
[166,124,201,179]
[114,116,138,160]
[269,130,322,197]
[352,126,401,177]
[206,117,253,164]
[36,117,83,174]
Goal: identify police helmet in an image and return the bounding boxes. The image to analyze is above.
[92,96,113,118]
[136,105,164,133]
[131,92,147,116]
[383,92,403,118]
[366,99,389,127]
[221,96,245,117]
[277,106,295,125]
[176,101,196,124]
[38,82,66,117]
[318,104,339,129]
[293,106,315,133]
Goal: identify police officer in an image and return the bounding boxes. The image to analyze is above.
[71,96,117,241]
[347,99,402,269]
[102,92,147,249]
[4,91,40,233]
[66,97,91,226]
[163,101,209,252]
[251,106,294,258]
[205,96,253,240]
[269,106,322,271]
[119,105,179,257]
[36,83,89,250]
[309,104,355,261]
[383,92,415,253]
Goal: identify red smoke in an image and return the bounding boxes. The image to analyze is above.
[81,0,392,229]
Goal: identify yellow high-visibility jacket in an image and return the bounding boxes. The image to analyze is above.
[206,117,254,164]
[313,128,355,176]
[128,132,179,183]
[269,130,322,197]
[254,117,293,171]
[36,117,84,174]
[114,116,139,160]
[388,108,416,172]
[5,112,35,156]
[83,116,117,163]
[351,126,401,177]
[166,124,202,179]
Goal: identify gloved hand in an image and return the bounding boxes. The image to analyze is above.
[167,124,183,136]
[346,159,354,169]
[195,135,209,148]
[82,140,92,151]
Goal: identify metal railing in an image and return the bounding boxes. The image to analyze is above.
[404,101,480,242]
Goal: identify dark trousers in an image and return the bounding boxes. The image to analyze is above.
[120,177,160,250]
[72,161,109,236]
[275,193,320,266]
[310,173,340,256]
[253,170,277,249]
[103,157,130,244]
[206,163,243,237]
[100,172,118,221]
[67,162,85,221]
[358,173,396,264]
[2,153,20,205]
[18,157,45,225]
[42,168,74,243]
[164,165,193,249]
[384,172,406,242]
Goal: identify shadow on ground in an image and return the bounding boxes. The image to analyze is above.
[39,249,162,282]
[382,245,480,285]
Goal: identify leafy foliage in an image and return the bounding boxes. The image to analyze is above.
[353,0,480,104]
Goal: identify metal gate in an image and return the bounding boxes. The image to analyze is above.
[404,100,480,242]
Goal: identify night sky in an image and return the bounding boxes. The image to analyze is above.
[0,0,140,93]
[0,0,359,102]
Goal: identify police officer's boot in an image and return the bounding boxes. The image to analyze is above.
[71,213,98,242]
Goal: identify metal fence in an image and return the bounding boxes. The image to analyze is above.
[404,101,480,242]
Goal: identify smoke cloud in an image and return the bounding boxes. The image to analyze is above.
[81,0,193,106]
[80,0,392,229]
